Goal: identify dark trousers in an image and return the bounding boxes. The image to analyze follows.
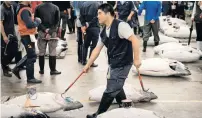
[82,27,100,62]
[68,16,76,33]
[15,35,37,80]
[143,20,160,42]
[77,27,83,62]
[1,35,20,71]
[105,65,132,97]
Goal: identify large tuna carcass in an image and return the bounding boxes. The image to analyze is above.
[89,84,158,103]
[97,108,165,118]
[1,104,50,118]
[154,42,202,62]
[132,58,191,76]
[35,39,68,59]
[2,92,83,113]
[147,33,179,46]
[159,16,197,38]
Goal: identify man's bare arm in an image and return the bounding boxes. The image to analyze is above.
[128,11,134,19]
[0,21,8,43]
[68,8,71,19]
[1,21,7,39]
[128,34,140,67]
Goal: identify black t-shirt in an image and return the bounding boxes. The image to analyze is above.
[0,2,15,35]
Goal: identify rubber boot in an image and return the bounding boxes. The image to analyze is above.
[2,65,12,77]
[143,41,147,52]
[12,55,28,79]
[89,47,98,67]
[39,56,45,74]
[82,46,88,65]
[154,41,159,46]
[115,89,127,108]
[86,93,114,118]
[49,56,61,75]
[78,45,82,63]
[61,29,66,41]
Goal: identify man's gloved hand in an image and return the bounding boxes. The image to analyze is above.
[35,17,42,24]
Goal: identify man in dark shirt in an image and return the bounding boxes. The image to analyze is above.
[116,1,136,28]
[35,1,61,75]
[52,1,71,40]
[79,1,101,67]
[1,1,18,77]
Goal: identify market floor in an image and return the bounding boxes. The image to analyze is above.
[1,32,202,118]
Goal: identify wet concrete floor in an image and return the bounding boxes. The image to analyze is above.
[1,32,202,118]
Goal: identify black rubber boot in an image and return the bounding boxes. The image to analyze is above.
[12,55,28,79]
[78,45,83,63]
[154,41,159,46]
[39,56,45,74]
[5,65,11,72]
[3,71,12,77]
[2,66,12,77]
[49,56,61,75]
[61,29,66,40]
[89,47,98,67]
[86,93,114,118]
[82,46,88,65]
[143,41,147,52]
[115,89,127,108]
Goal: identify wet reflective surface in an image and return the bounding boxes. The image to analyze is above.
[1,32,202,118]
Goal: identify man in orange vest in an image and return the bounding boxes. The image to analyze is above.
[12,1,42,84]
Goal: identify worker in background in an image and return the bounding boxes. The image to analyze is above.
[1,1,18,77]
[116,1,136,28]
[192,1,202,52]
[176,1,188,20]
[79,1,101,67]
[12,1,42,84]
[35,1,61,75]
[72,1,85,63]
[138,1,161,52]
[52,1,71,40]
